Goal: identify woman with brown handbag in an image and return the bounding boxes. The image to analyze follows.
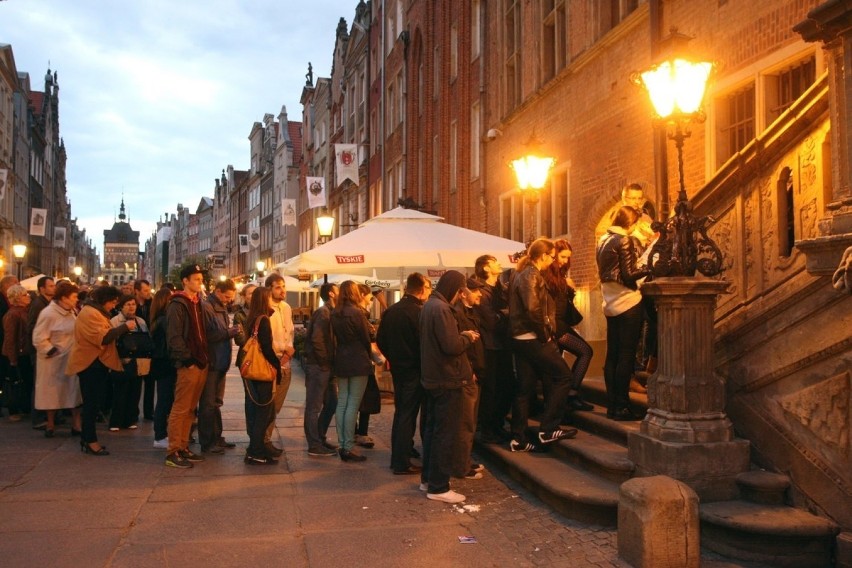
[242,286,281,465]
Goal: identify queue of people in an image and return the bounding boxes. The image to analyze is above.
[0,182,657,508]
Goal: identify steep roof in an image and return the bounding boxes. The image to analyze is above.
[288,121,302,164]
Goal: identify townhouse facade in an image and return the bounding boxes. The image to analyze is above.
[0,44,98,281]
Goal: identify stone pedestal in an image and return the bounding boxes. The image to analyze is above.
[628,277,750,501]
[618,476,700,568]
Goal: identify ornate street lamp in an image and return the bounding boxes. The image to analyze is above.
[316,211,335,244]
[12,243,26,280]
[511,135,555,247]
[633,31,723,277]
[73,265,83,283]
[256,260,266,278]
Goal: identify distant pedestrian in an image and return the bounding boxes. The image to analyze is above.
[163,264,209,469]
[420,270,480,504]
[133,279,155,420]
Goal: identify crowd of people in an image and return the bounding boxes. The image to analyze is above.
[0,183,659,506]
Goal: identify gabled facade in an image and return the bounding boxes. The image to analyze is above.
[102,199,140,287]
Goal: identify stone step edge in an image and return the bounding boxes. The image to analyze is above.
[476,439,620,526]
[700,500,840,537]
[569,406,643,447]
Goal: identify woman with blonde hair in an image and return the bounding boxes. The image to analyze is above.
[32,281,82,437]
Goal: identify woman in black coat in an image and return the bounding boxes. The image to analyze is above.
[330,281,374,462]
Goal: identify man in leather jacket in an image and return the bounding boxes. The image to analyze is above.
[508,238,577,452]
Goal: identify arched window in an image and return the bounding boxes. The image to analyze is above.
[777,167,795,257]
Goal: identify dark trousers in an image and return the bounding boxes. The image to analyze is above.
[511,338,573,441]
[110,361,143,428]
[478,348,514,437]
[142,373,156,419]
[198,368,227,450]
[303,364,336,449]
[79,360,109,444]
[390,369,424,471]
[152,358,176,441]
[244,379,275,457]
[421,386,462,494]
[6,355,33,415]
[356,412,370,436]
[604,303,645,411]
[558,328,594,391]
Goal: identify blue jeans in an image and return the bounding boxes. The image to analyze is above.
[335,375,368,452]
[304,364,337,449]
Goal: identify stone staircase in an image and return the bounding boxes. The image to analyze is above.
[475,376,840,567]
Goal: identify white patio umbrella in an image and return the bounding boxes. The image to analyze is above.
[276,207,525,280]
[20,274,48,292]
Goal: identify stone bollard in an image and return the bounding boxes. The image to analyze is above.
[618,476,699,568]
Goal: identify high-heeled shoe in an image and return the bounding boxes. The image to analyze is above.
[44,428,55,438]
[80,441,110,456]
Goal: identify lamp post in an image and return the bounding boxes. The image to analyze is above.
[633,34,722,277]
[316,211,335,245]
[73,265,83,284]
[510,135,555,244]
[256,260,266,279]
[627,34,750,501]
[12,243,26,280]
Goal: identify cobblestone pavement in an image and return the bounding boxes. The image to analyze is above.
[0,358,749,567]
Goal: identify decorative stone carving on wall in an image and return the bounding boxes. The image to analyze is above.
[761,175,776,282]
[802,198,819,239]
[710,204,738,300]
[778,371,850,456]
[799,136,818,193]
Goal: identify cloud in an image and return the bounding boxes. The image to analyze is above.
[2,0,351,258]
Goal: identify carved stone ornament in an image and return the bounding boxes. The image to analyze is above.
[779,371,850,455]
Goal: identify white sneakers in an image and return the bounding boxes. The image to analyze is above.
[426,490,466,504]
[153,438,168,449]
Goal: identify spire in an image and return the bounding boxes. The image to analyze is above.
[119,196,126,221]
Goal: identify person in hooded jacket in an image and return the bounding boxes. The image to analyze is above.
[419,270,480,504]
[163,265,209,469]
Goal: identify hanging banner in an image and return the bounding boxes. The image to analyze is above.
[30,208,47,237]
[54,226,67,249]
[334,143,359,187]
[68,256,76,269]
[282,198,296,227]
[0,168,8,200]
[306,176,326,209]
[249,229,260,249]
[238,234,250,253]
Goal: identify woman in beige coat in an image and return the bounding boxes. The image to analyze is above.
[33,281,82,436]
[67,286,135,456]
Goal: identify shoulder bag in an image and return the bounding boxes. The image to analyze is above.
[240,316,276,382]
[116,326,155,359]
